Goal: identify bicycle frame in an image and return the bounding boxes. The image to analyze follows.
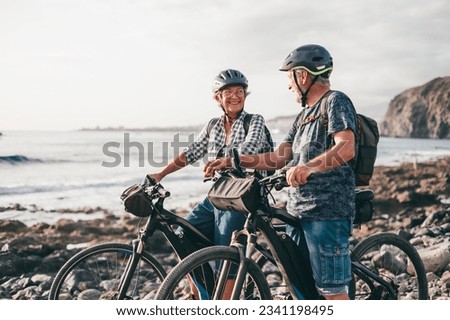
[351,261,397,299]
[117,193,213,299]
[222,206,320,300]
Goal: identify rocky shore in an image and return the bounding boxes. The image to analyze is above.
[1,156,449,300]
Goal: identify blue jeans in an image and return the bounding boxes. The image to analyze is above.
[286,219,352,295]
[177,197,247,246]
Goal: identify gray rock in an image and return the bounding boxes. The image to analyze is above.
[415,241,450,274]
[380,76,450,139]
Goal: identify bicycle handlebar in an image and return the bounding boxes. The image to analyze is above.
[144,175,171,198]
[259,172,289,190]
[204,147,290,191]
[203,168,247,183]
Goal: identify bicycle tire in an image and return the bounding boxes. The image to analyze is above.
[155,246,271,300]
[351,232,428,300]
[49,242,166,300]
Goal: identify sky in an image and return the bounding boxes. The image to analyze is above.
[0,0,449,131]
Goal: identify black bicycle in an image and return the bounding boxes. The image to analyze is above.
[48,178,216,300]
[155,162,428,300]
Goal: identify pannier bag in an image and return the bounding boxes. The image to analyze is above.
[208,175,261,214]
[121,183,153,217]
[354,189,374,224]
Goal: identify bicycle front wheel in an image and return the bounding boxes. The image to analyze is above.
[49,243,166,300]
[351,233,428,300]
[155,246,271,300]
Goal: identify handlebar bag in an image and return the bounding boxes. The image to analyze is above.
[121,184,153,217]
[208,176,261,214]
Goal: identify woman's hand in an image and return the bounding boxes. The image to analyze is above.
[147,172,164,183]
[203,157,232,177]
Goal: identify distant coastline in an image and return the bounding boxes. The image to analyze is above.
[80,125,203,132]
[79,112,450,139]
[79,114,297,133]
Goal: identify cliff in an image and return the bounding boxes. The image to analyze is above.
[380,77,450,139]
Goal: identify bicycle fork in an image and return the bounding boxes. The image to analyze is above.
[213,227,257,300]
[116,238,146,299]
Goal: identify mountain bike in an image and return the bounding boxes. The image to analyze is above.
[155,157,428,300]
[49,177,216,300]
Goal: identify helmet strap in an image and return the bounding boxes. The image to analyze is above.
[293,71,319,107]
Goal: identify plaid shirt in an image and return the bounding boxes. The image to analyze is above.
[183,111,269,167]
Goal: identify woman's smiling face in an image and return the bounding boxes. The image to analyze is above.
[216,85,246,116]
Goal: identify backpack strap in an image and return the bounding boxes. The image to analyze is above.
[206,117,220,137]
[296,90,333,129]
[243,113,253,134]
[319,90,334,126]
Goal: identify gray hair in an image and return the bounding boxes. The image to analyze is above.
[293,69,331,86]
[315,76,330,86]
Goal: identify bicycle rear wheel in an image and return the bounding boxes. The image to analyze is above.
[351,233,428,300]
[49,243,166,300]
[155,246,271,300]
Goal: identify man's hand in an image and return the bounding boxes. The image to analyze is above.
[285,165,315,187]
[203,157,232,177]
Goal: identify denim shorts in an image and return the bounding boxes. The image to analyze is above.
[286,219,352,296]
[177,197,247,246]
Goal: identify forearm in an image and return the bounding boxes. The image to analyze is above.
[239,153,284,171]
[240,141,293,171]
[159,152,189,178]
[203,142,292,176]
[305,133,355,173]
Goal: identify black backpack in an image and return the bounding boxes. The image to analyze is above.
[299,90,379,186]
[207,113,275,175]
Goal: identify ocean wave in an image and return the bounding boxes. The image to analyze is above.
[0,180,125,196]
[0,155,70,165]
[0,174,204,197]
[0,155,42,164]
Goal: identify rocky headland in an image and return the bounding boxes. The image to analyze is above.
[0,156,449,300]
[380,76,450,139]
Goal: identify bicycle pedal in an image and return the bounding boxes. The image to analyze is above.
[272,293,292,300]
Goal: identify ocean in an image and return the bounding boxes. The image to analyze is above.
[1,130,449,226]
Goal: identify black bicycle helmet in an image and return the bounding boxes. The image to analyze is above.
[212,69,248,93]
[279,44,333,78]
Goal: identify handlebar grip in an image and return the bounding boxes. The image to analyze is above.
[144,175,170,198]
[157,187,170,198]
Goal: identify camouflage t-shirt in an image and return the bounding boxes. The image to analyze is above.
[284,90,357,220]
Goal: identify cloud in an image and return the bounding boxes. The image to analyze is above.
[0,0,448,130]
